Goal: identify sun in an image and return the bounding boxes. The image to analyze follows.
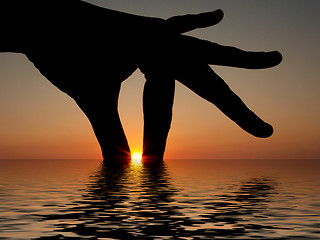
[131,152,142,164]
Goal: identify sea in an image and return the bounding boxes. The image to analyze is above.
[0,159,319,240]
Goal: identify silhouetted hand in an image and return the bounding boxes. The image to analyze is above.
[0,0,282,160]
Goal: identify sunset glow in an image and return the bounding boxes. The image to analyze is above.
[131,152,142,164]
[0,1,320,160]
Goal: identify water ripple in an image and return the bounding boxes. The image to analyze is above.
[0,159,319,239]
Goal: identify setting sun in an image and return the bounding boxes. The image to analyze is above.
[131,152,142,164]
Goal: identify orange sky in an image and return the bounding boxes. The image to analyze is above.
[1,0,320,160]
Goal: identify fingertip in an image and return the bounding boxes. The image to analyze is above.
[214,9,224,21]
[205,9,224,25]
[239,114,274,138]
[250,122,273,138]
[247,51,283,69]
[270,51,283,66]
[258,123,274,138]
[166,8,225,34]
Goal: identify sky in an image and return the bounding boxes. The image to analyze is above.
[0,0,320,160]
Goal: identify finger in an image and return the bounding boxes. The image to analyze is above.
[73,83,131,160]
[174,63,273,138]
[166,9,224,34]
[140,64,175,159]
[177,35,283,69]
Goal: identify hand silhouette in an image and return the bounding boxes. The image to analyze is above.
[0,0,282,160]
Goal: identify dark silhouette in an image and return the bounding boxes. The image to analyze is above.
[0,0,282,160]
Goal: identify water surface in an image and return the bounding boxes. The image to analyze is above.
[0,159,319,239]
